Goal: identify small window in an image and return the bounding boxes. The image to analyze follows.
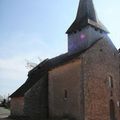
[110,100,116,120]
[64,89,68,100]
[100,49,103,52]
[95,28,98,31]
[108,76,113,88]
[100,30,103,33]
[117,101,120,107]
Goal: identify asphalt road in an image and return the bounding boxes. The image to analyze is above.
[0,107,10,119]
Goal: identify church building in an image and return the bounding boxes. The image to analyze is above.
[10,0,120,120]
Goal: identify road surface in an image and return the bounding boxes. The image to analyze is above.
[0,107,10,119]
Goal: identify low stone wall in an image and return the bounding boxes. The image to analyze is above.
[24,74,48,120]
[10,97,24,117]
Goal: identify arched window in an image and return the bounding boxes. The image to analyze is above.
[110,100,116,120]
[108,76,113,88]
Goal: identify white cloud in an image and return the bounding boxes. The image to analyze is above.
[0,31,64,96]
[0,57,28,96]
[0,57,26,72]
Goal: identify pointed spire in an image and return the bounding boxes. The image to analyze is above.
[76,0,97,22]
[66,0,108,34]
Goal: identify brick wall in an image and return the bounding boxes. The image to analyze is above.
[83,37,120,120]
[10,97,24,116]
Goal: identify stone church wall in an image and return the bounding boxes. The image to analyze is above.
[10,97,24,116]
[83,37,120,120]
[49,59,84,120]
[24,74,48,120]
[48,37,120,120]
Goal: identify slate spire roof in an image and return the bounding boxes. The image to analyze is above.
[66,0,108,34]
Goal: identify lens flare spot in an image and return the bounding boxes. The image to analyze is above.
[80,34,86,40]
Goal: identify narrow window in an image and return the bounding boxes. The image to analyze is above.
[117,101,120,107]
[95,28,98,31]
[64,89,68,100]
[100,30,103,33]
[110,100,116,120]
[108,76,113,88]
[100,48,103,52]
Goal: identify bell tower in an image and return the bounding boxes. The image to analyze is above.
[66,0,108,53]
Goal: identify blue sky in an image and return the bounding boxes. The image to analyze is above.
[0,0,120,97]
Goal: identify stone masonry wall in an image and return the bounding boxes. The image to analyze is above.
[49,59,84,120]
[24,74,48,120]
[10,97,24,116]
[83,37,120,120]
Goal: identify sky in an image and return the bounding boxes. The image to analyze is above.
[0,0,120,97]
